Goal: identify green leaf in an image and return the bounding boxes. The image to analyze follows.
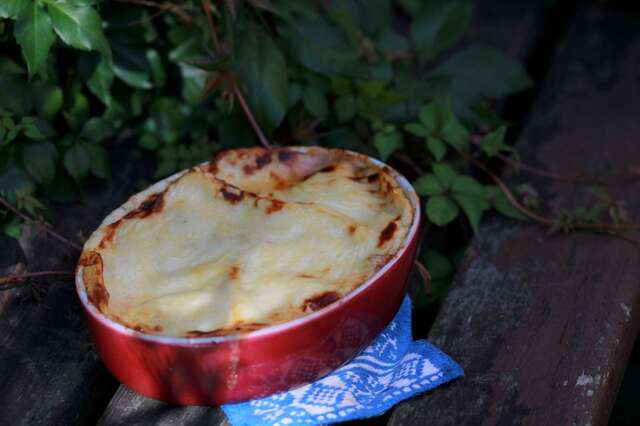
[85,143,110,179]
[46,0,110,55]
[35,85,63,119]
[418,101,468,148]
[423,250,454,279]
[440,113,469,149]
[86,57,114,106]
[21,117,46,139]
[377,29,410,56]
[411,2,473,60]
[0,54,25,75]
[22,141,58,183]
[178,63,207,104]
[335,95,356,123]
[64,90,89,130]
[427,137,446,161]
[481,125,508,157]
[485,185,526,220]
[146,49,165,88]
[426,195,459,226]
[302,85,328,119]
[404,122,429,137]
[413,174,443,196]
[373,131,402,161]
[397,0,421,16]
[452,175,485,197]
[139,132,159,150]
[431,44,532,108]
[167,25,204,63]
[64,143,91,180]
[328,3,359,47]
[112,64,152,89]
[0,165,35,202]
[234,25,289,136]
[3,218,23,239]
[452,175,490,231]
[0,0,29,19]
[432,163,457,188]
[454,194,490,233]
[0,75,33,115]
[80,117,114,142]
[14,2,56,78]
[278,19,391,80]
[331,76,352,95]
[108,30,153,89]
[418,102,447,132]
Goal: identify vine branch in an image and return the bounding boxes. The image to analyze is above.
[470,135,640,185]
[0,270,75,285]
[414,260,432,296]
[459,151,640,238]
[0,197,82,251]
[200,0,271,149]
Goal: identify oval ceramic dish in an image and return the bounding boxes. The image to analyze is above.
[75,151,421,405]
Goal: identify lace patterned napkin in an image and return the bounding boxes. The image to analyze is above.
[222,296,463,426]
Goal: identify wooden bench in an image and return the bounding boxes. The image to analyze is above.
[1,2,638,426]
[391,5,640,425]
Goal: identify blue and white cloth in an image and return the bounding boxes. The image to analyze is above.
[222,296,463,426]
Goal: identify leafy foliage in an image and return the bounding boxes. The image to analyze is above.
[0,0,535,306]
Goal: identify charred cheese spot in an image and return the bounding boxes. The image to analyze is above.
[124,191,165,220]
[299,273,315,279]
[378,217,399,247]
[229,265,240,280]
[277,149,295,162]
[303,291,340,312]
[220,186,244,204]
[256,152,272,168]
[79,251,109,312]
[266,199,285,214]
[79,147,413,337]
[98,222,118,249]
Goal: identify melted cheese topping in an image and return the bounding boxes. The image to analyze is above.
[80,147,413,337]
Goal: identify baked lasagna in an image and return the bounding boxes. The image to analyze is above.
[79,147,414,337]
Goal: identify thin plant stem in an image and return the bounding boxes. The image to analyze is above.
[233,84,271,149]
[0,270,75,287]
[460,151,640,233]
[0,197,82,251]
[470,135,639,185]
[414,260,432,296]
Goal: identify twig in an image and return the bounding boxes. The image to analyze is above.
[115,0,195,22]
[392,152,425,176]
[414,260,432,296]
[0,197,82,251]
[460,151,640,234]
[470,135,639,185]
[200,0,271,149]
[201,0,223,54]
[0,270,75,287]
[233,84,271,149]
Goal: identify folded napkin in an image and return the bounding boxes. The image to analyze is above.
[222,296,463,426]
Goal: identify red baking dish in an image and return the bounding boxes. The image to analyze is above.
[75,153,421,405]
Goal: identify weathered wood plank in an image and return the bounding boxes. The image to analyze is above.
[96,1,548,425]
[0,144,155,425]
[389,5,640,426]
[98,387,228,426]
